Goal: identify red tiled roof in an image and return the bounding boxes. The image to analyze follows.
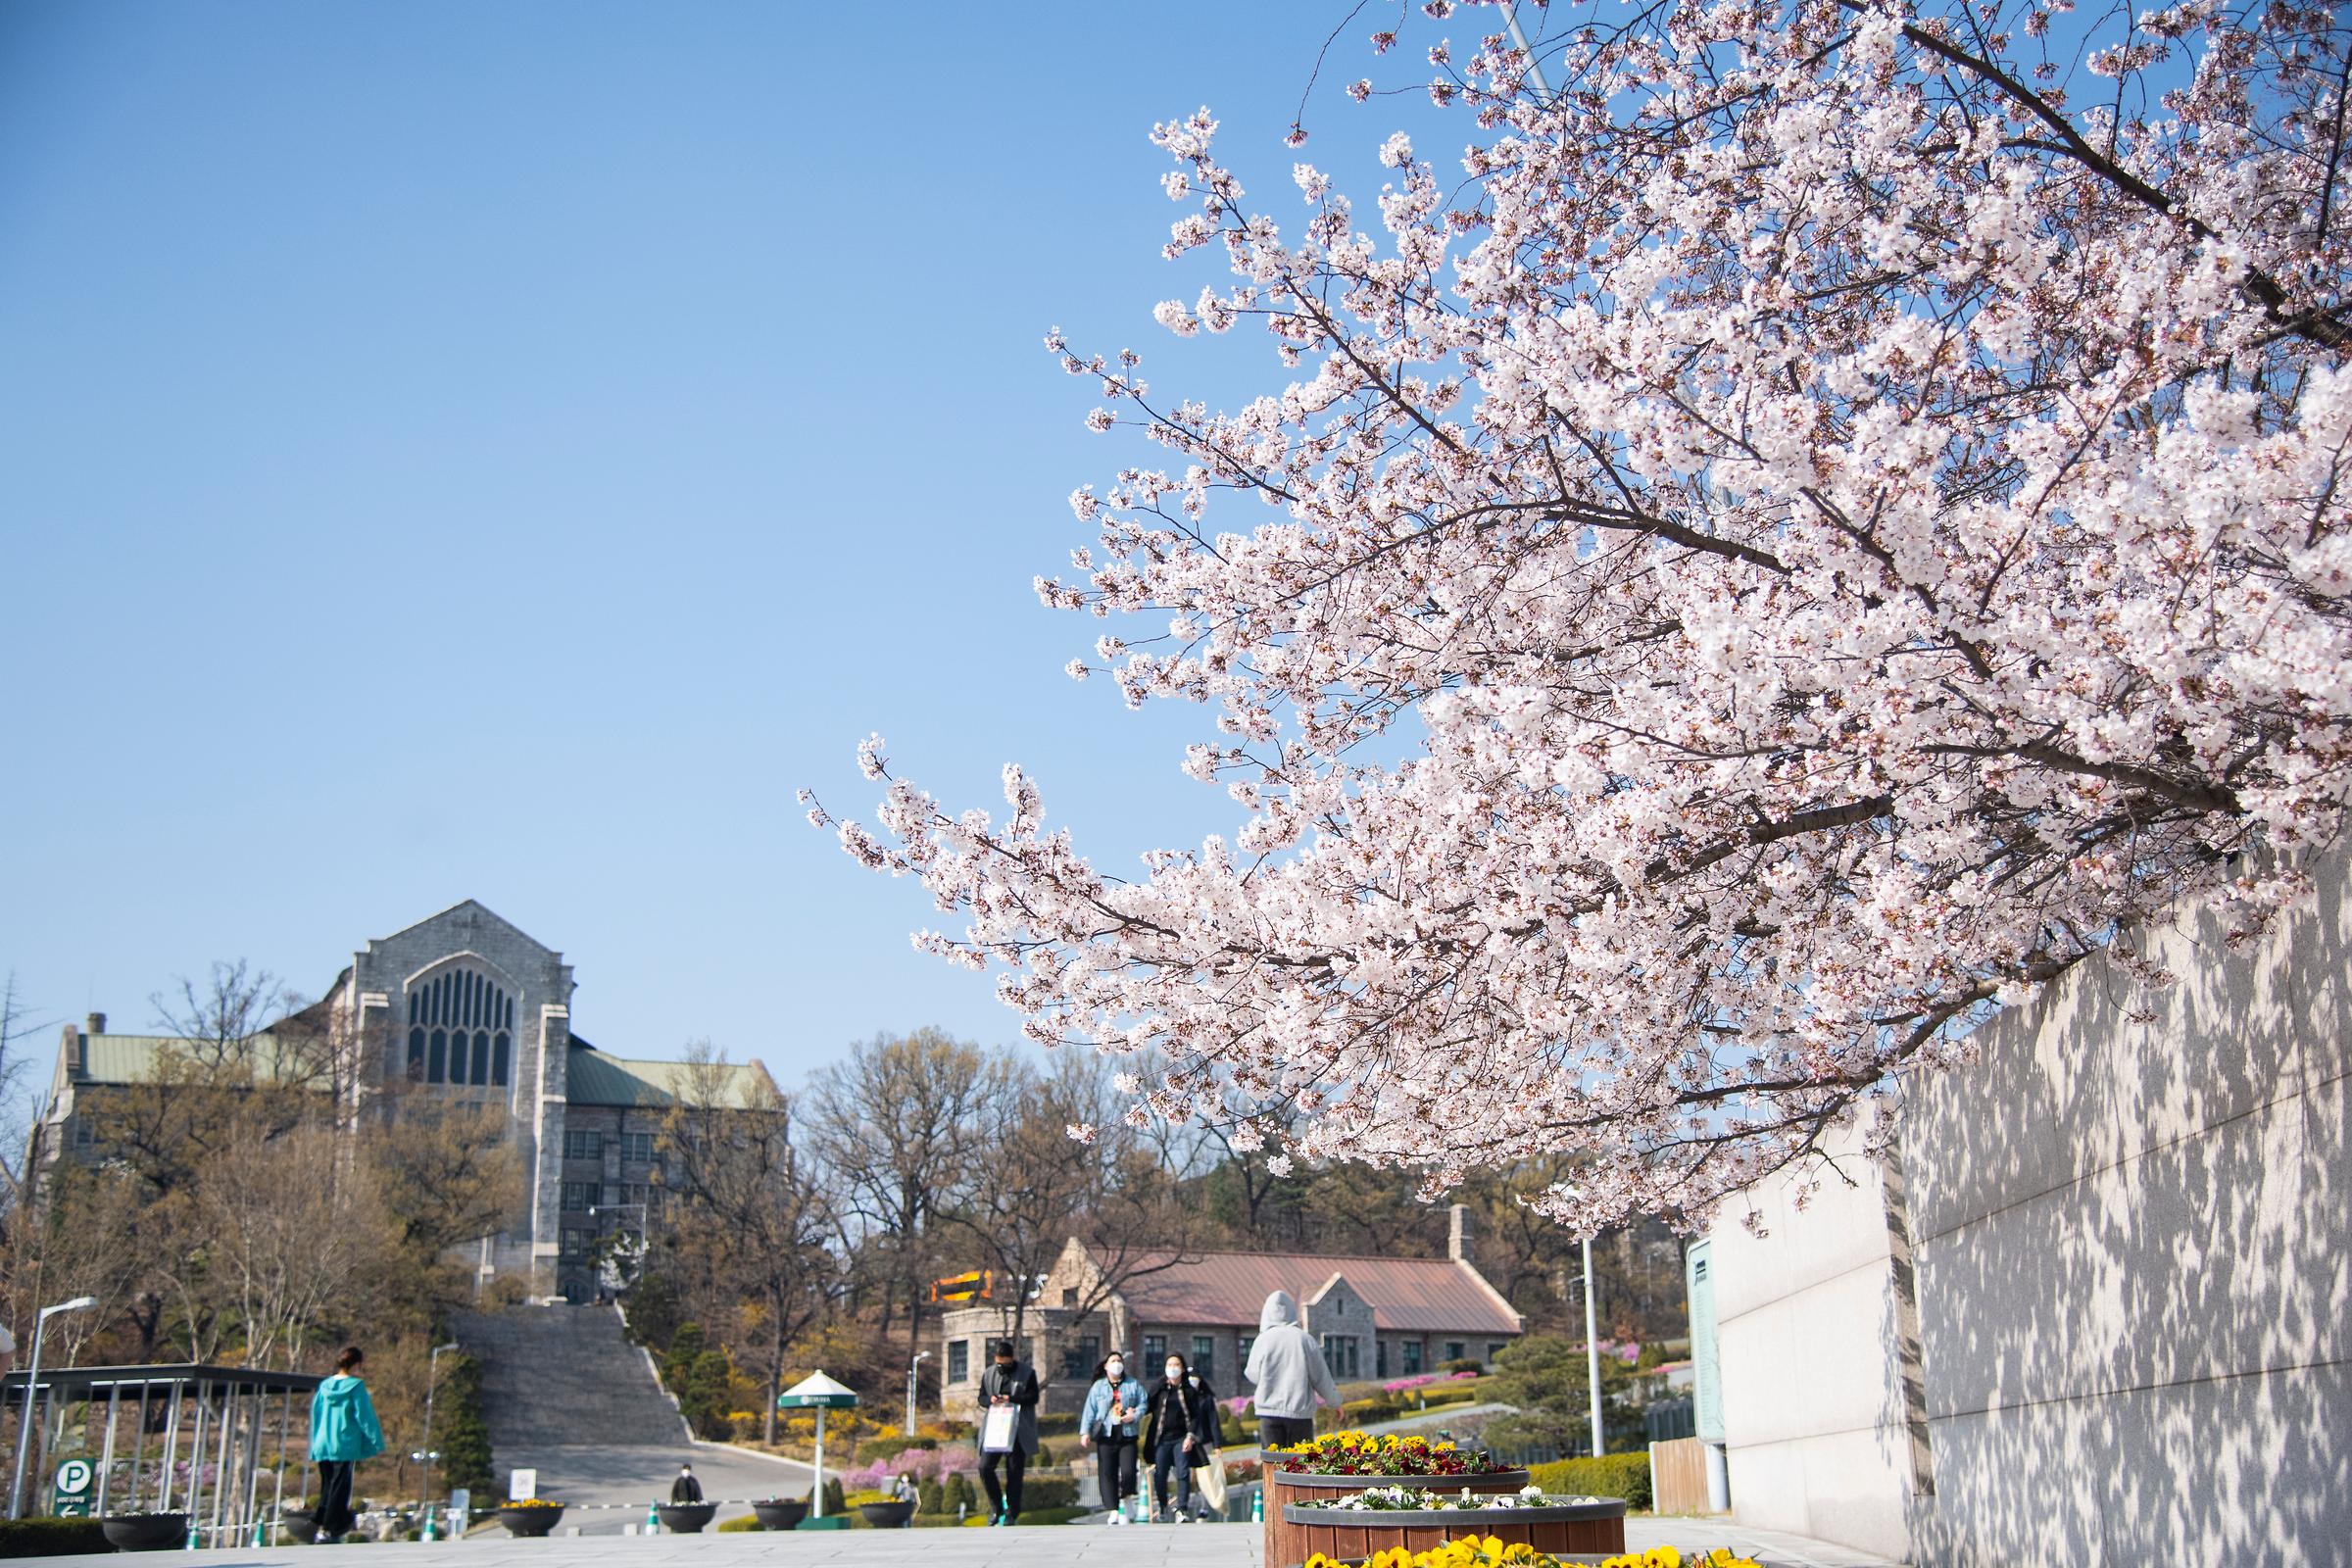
[1097,1248,1522,1337]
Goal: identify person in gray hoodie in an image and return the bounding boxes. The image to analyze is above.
[1243,1291,1341,1452]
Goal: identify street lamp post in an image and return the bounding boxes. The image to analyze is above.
[906,1350,930,1440]
[416,1343,460,1538]
[8,1297,96,1519]
[1580,1236,1604,1460]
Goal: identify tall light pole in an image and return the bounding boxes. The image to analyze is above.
[1581,1237,1604,1459]
[9,1297,95,1519]
[906,1350,930,1440]
[417,1343,461,1535]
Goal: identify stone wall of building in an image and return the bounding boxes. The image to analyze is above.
[347,901,574,1294]
[1902,849,2351,1566]
[1707,845,2352,1565]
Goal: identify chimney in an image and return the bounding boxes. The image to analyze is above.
[1447,1202,1474,1264]
[86,1011,106,1036]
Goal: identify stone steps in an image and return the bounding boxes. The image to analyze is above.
[450,1304,690,1454]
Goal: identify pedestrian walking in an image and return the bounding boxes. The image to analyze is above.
[976,1339,1040,1526]
[1143,1352,1214,1522]
[1244,1291,1341,1453]
[1184,1364,1226,1519]
[309,1347,384,1544]
[1079,1350,1145,1520]
[670,1464,703,1504]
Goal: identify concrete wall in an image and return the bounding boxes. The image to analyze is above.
[1903,851,2352,1566]
[1707,846,2352,1565]
[1711,1119,1922,1562]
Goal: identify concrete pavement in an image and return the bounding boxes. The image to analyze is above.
[45,1516,1904,1566]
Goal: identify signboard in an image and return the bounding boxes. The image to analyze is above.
[53,1458,93,1518]
[509,1469,538,1502]
[929,1269,993,1303]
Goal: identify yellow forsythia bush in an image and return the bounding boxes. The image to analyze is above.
[1307,1537,1761,1568]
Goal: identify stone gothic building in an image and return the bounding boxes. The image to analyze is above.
[30,899,772,1302]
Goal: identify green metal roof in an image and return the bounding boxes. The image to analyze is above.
[564,1045,772,1108]
[68,1030,768,1110]
[76,1033,309,1086]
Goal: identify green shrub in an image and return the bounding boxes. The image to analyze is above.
[941,1473,974,1515]
[1033,1441,1056,1466]
[811,1477,846,1515]
[1015,1506,1083,1526]
[1219,1410,1250,1446]
[1416,1385,1481,1410]
[1021,1476,1077,1511]
[916,1478,943,1514]
[1036,1411,1079,1437]
[717,1514,761,1533]
[1439,1358,1485,1375]
[1529,1453,1651,1511]
[427,1351,495,1498]
[0,1518,111,1557]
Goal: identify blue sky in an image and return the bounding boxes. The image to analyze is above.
[0,1,1442,1084]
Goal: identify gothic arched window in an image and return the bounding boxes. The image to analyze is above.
[406,967,515,1087]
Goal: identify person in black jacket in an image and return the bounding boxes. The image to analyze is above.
[977,1339,1041,1525]
[1142,1352,1217,1522]
[670,1465,703,1504]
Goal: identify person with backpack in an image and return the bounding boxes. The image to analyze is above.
[1079,1350,1145,1521]
[309,1347,385,1544]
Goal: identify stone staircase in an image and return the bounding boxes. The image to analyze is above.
[450,1304,690,1453]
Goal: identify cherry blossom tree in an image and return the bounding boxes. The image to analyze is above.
[809,0,2352,1230]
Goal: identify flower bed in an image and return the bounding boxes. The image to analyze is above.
[1306,1539,1758,1568]
[1263,1435,1530,1568]
[1269,1433,1510,1479]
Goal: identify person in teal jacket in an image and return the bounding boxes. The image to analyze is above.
[310,1347,384,1543]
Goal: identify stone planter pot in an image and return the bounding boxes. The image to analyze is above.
[1262,1469,1529,1568]
[1278,1496,1627,1568]
[498,1503,566,1537]
[857,1498,917,1528]
[752,1498,809,1530]
[659,1502,718,1534]
[100,1514,187,1552]
[281,1508,320,1544]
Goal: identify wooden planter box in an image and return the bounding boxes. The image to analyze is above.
[1262,1469,1530,1568]
[1280,1497,1627,1568]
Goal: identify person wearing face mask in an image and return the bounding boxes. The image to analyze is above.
[1079,1351,1145,1522]
[1143,1353,1214,1522]
[977,1339,1041,1525]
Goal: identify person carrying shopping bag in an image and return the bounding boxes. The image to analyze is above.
[310,1347,385,1544]
[1183,1363,1228,1520]
[976,1340,1040,1525]
[1080,1351,1146,1521]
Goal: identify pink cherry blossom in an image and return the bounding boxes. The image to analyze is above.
[810,0,2352,1232]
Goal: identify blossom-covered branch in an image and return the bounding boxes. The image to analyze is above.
[809,0,2352,1231]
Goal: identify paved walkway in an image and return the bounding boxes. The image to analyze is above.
[34,1517,1905,1566]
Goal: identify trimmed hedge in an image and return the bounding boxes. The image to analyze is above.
[0,1518,111,1557]
[717,1514,761,1533]
[1022,1476,1078,1511]
[1529,1453,1652,1511]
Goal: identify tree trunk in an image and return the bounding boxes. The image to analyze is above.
[764,1282,785,1446]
